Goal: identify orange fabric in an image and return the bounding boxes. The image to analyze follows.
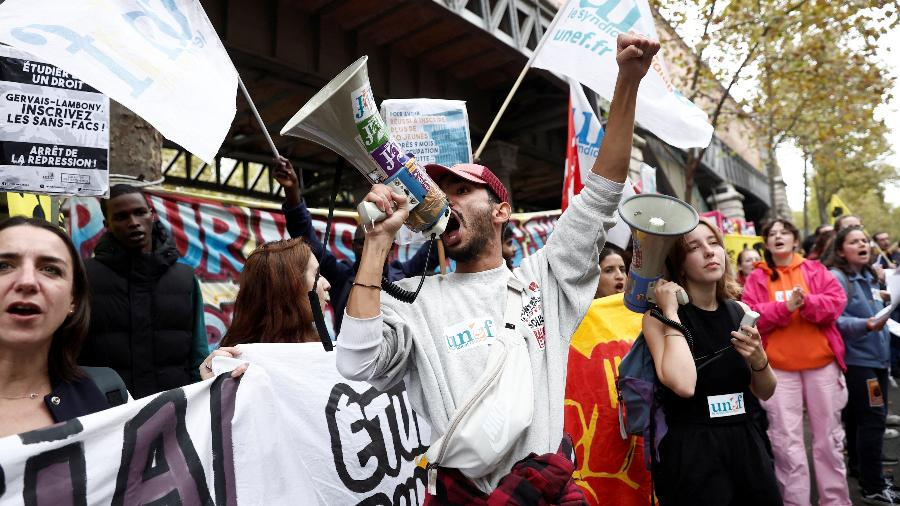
[760,254,834,370]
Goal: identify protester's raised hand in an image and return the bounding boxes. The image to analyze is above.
[361,184,408,243]
[273,156,301,205]
[616,32,660,81]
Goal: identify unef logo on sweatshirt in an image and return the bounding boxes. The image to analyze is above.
[444,317,497,353]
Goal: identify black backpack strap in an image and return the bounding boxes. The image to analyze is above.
[82,366,129,407]
[724,299,744,331]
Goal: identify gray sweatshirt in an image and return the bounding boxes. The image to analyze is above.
[336,173,623,493]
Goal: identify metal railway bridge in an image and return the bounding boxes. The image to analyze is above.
[164,0,769,218]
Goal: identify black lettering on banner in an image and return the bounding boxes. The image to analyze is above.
[0,462,5,498]
[112,388,214,506]
[355,467,427,506]
[19,419,84,445]
[326,382,428,497]
[209,374,239,506]
[22,443,87,506]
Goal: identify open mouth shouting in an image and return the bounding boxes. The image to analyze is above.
[6,301,42,322]
[441,211,463,248]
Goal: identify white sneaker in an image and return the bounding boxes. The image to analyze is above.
[886,428,900,440]
[887,414,900,427]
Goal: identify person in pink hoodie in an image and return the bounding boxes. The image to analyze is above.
[742,219,849,506]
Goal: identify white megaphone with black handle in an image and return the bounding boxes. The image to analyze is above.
[280,56,450,236]
[618,194,699,313]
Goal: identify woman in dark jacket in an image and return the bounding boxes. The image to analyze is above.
[0,217,122,438]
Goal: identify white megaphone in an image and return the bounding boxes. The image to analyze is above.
[280,56,450,236]
[618,194,699,313]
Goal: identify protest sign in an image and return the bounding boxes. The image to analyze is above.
[564,293,651,505]
[0,0,237,163]
[0,344,430,505]
[380,99,473,167]
[69,191,561,346]
[0,46,109,196]
[532,0,713,149]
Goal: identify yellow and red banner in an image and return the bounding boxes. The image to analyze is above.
[564,293,652,505]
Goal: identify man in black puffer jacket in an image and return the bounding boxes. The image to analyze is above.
[79,184,209,398]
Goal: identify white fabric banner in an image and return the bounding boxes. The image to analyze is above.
[533,0,713,149]
[0,344,430,505]
[0,0,238,163]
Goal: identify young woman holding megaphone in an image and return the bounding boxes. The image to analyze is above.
[641,218,781,506]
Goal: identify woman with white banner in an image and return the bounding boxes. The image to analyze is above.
[198,237,331,379]
[0,217,126,438]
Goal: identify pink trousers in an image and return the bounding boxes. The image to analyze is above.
[760,362,851,506]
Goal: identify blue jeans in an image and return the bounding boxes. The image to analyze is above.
[845,366,888,493]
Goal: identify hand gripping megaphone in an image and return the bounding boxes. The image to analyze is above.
[618,194,699,313]
[280,56,450,236]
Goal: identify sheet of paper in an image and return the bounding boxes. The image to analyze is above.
[875,269,899,320]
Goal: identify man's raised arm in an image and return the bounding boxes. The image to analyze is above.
[591,33,660,184]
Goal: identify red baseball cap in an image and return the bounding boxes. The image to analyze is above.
[424,163,509,204]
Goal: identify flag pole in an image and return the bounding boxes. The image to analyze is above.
[472,1,569,160]
[237,75,280,160]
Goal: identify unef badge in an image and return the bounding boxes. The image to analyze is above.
[707,393,746,418]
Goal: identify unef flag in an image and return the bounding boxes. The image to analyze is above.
[533,0,713,149]
[562,79,603,211]
[564,293,651,505]
[0,0,238,163]
[561,78,633,250]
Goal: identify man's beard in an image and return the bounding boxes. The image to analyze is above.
[445,209,493,264]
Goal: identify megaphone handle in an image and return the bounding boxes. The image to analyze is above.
[358,201,388,226]
[675,288,689,306]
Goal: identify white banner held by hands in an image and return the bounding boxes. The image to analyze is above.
[0,0,238,163]
[533,0,713,149]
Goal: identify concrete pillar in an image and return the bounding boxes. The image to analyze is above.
[706,183,746,221]
[109,100,163,183]
[479,141,518,208]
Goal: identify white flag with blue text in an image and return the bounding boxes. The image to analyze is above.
[0,0,237,163]
[533,0,713,149]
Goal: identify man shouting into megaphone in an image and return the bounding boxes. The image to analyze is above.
[336,33,660,504]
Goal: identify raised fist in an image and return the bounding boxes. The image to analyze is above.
[616,32,660,82]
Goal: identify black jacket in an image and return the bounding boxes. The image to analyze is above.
[80,222,201,399]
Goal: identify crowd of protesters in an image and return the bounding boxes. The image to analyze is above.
[2,31,900,506]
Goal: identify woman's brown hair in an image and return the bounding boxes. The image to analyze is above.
[0,217,90,382]
[220,238,318,346]
[666,219,741,301]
